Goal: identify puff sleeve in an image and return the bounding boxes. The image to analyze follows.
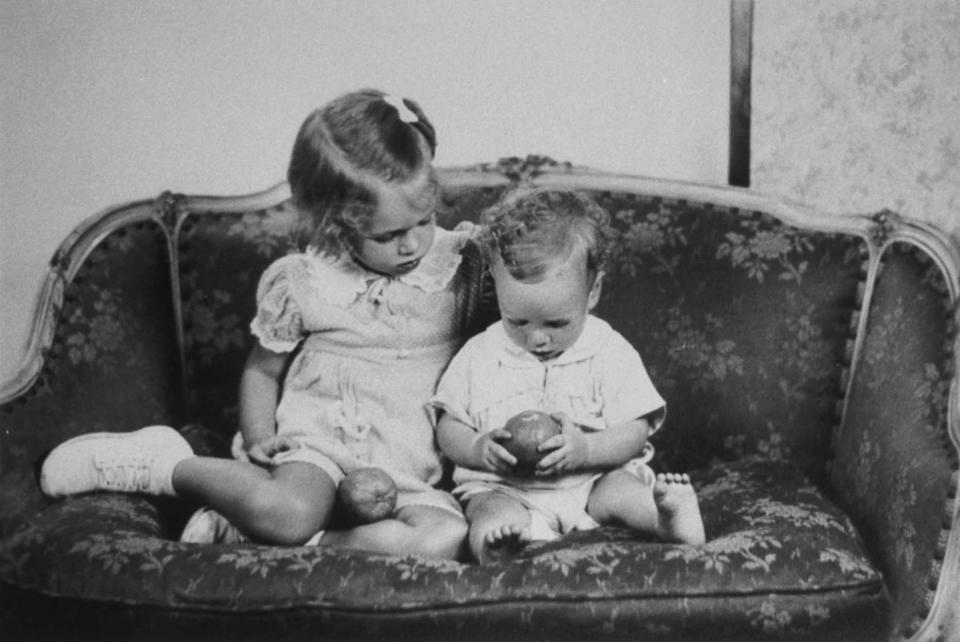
[598,331,666,433]
[249,255,307,353]
[428,335,479,429]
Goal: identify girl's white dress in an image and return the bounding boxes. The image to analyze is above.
[250,226,473,493]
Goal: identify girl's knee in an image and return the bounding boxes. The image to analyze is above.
[400,508,468,559]
[424,513,469,558]
[245,482,331,544]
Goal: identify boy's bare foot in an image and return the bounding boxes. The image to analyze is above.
[479,521,532,564]
[653,473,706,545]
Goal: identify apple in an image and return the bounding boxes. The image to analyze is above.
[502,410,561,475]
[337,467,398,525]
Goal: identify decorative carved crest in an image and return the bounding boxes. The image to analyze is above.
[870,208,901,247]
[155,190,184,235]
[480,155,572,182]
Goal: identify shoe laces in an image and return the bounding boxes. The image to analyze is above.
[95,457,155,493]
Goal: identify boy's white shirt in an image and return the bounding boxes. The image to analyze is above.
[431,315,665,489]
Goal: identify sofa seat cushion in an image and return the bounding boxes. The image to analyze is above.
[0,458,888,639]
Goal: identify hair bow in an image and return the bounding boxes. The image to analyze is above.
[383,94,418,124]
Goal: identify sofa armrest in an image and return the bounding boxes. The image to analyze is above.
[0,197,183,538]
[832,235,960,641]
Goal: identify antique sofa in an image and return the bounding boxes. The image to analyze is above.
[1,157,958,641]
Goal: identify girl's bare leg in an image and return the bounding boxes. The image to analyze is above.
[172,458,337,545]
[319,505,468,560]
[176,458,467,558]
[37,425,337,546]
[463,491,532,564]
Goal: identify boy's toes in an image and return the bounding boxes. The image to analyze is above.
[653,471,705,546]
[657,472,690,486]
[480,521,532,565]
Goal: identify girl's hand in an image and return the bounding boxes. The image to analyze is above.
[472,429,518,474]
[535,412,589,476]
[246,435,299,467]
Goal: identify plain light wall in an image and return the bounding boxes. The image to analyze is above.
[0,0,730,383]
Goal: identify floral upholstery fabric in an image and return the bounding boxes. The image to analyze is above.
[589,193,865,484]
[0,212,182,539]
[2,173,956,640]
[832,242,958,639]
[178,200,299,437]
[0,456,887,640]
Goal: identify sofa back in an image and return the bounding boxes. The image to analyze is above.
[172,165,865,485]
[174,189,299,450]
[1,164,952,490]
[592,191,865,481]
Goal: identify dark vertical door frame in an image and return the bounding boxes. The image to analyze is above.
[729,0,754,187]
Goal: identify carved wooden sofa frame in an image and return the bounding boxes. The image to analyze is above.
[1,159,958,641]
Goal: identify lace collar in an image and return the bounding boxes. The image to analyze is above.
[307,225,471,308]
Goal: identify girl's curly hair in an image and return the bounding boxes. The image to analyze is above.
[479,187,611,283]
[287,89,438,256]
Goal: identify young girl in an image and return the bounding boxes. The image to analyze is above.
[432,187,705,563]
[40,89,473,559]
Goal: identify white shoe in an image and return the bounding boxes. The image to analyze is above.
[40,425,193,497]
[180,507,247,544]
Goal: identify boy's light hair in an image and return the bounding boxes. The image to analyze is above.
[480,187,611,283]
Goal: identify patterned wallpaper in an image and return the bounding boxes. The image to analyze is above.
[752,0,960,242]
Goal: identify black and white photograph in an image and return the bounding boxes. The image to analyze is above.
[1,2,958,640]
